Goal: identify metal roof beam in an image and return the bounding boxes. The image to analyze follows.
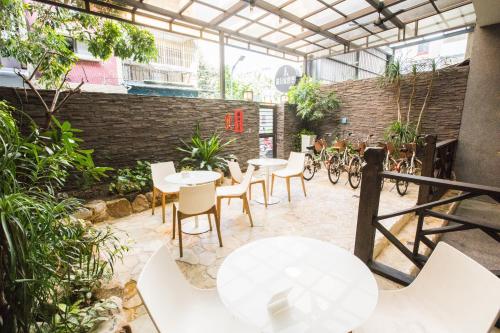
[251,0,349,46]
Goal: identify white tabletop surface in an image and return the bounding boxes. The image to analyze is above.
[217,236,378,333]
[164,170,221,186]
[248,158,288,167]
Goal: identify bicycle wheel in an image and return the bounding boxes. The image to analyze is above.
[396,160,409,196]
[303,153,316,181]
[348,156,362,189]
[327,153,341,184]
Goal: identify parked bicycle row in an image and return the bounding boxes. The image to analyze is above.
[302,132,423,195]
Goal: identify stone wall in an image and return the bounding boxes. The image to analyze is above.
[0,88,259,169]
[278,65,469,158]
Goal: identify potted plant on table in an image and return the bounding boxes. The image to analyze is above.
[287,75,341,151]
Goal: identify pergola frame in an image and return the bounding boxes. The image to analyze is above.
[33,0,476,98]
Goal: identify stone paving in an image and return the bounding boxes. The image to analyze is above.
[98,170,419,331]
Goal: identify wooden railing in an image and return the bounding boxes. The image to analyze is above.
[354,137,500,285]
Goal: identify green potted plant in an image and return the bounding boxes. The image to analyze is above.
[287,75,341,151]
[177,124,235,183]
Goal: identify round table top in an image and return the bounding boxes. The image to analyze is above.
[217,236,378,333]
[164,170,221,186]
[248,158,288,167]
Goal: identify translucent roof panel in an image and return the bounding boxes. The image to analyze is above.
[305,9,343,26]
[339,27,370,41]
[281,23,310,35]
[282,0,325,18]
[218,16,251,31]
[390,3,436,23]
[418,4,475,35]
[237,6,267,20]
[143,0,190,13]
[183,2,222,22]
[436,0,471,11]
[285,40,309,49]
[261,0,291,7]
[329,23,354,35]
[305,34,325,43]
[334,0,371,16]
[258,13,290,29]
[200,0,240,11]
[239,23,273,38]
[261,31,291,43]
[296,43,323,53]
[316,38,338,48]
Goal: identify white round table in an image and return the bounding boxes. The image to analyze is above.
[248,158,288,205]
[164,170,221,235]
[217,236,378,333]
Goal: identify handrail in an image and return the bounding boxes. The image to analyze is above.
[436,138,457,149]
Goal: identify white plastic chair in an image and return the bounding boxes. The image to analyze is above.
[271,152,307,202]
[151,162,179,224]
[355,242,500,333]
[173,182,221,257]
[217,165,255,227]
[137,245,255,333]
[228,161,267,207]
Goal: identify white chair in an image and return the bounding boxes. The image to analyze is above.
[271,152,307,202]
[355,242,500,333]
[228,161,267,207]
[137,245,255,333]
[151,162,179,224]
[217,165,255,227]
[173,182,221,257]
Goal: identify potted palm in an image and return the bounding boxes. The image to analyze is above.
[177,124,235,184]
[287,76,341,151]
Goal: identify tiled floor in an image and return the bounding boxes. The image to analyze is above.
[100,170,419,331]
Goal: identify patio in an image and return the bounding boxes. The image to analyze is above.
[1,0,499,333]
[102,172,418,329]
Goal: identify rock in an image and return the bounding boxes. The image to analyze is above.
[91,296,130,333]
[95,278,125,300]
[73,207,92,220]
[132,194,150,213]
[106,198,132,218]
[123,293,142,309]
[85,200,109,223]
[145,191,161,207]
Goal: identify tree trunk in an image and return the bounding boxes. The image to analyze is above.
[407,74,417,126]
[416,72,435,133]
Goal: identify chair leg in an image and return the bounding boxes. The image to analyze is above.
[172,204,176,239]
[249,183,252,200]
[208,213,213,231]
[243,194,253,227]
[300,175,307,197]
[151,188,156,215]
[213,208,223,247]
[261,181,267,208]
[217,197,222,222]
[161,193,166,224]
[286,177,291,202]
[177,213,183,257]
[271,174,275,195]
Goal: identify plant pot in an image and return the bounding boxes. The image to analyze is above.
[301,134,316,152]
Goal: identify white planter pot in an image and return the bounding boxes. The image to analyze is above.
[301,134,316,152]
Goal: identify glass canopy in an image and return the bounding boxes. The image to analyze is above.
[35,0,475,61]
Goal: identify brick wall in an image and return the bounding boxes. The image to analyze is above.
[0,88,259,169]
[278,65,469,158]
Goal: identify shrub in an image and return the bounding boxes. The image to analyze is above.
[109,161,152,195]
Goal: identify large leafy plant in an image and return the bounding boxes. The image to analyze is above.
[287,75,341,125]
[0,102,125,333]
[177,124,235,171]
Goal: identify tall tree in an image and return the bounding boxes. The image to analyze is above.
[0,0,158,128]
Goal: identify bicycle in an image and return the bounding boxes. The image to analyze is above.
[327,132,353,184]
[303,133,333,181]
[347,134,373,189]
[396,141,422,195]
[378,139,398,190]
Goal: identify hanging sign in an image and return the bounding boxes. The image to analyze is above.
[224,113,232,131]
[275,65,298,93]
[233,109,244,133]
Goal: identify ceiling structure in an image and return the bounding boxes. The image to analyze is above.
[34,0,476,61]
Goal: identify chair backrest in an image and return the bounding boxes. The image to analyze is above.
[409,241,500,332]
[228,161,243,183]
[240,165,255,190]
[151,162,176,187]
[137,245,193,332]
[178,182,215,215]
[287,152,305,173]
